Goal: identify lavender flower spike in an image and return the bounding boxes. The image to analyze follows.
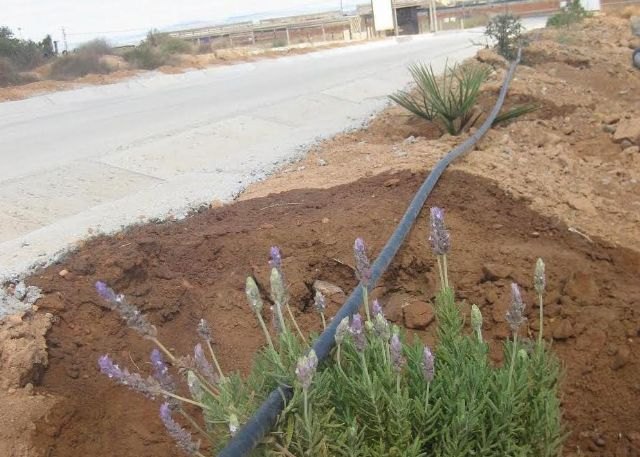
[354,238,372,285]
[429,207,451,256]
[269,246,283,270]
[373,313,390,340]
[160,402,201,456]
[534,258,546,295]
[194,343,218,385]
[295,350,318,390]
[151,349,175,391]
[98,355,161,398]
[422,346,435,382]
[371,299,383,317]
[314,291,326,314]
[197,319,212,342]
[349,313,366,352]
[390,334,405,373]
[506,283,526,333]
[335,317,349,345]
[94,281,156,337]
[245,276,263,313]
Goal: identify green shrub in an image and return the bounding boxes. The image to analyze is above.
[0,57,24,86]
[390,62,490,135]
[77,38,112,56]
[122,31,191,70]
[485,14,525,60]
[0,26,47,71]
[95,208,564,457]
[123,45,168,70]
[49,52,111,80]
[547,0,589,27]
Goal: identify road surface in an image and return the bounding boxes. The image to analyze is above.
[0,18,546,290]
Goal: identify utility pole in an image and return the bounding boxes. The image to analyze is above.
[61,27,68,52]
[392,0,399,36]
[460,0,465,29]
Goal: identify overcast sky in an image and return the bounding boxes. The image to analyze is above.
[4,0,361,47]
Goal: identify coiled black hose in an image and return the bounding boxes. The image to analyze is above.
[219,49,522,457]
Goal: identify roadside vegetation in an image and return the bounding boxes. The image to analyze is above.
[48,39,114,80]
[122,30,193,70]
[485,13,525,60]
[390,60,537,136]
[0,26,53,86]
[94,209,564,456]
[547,0,589,27]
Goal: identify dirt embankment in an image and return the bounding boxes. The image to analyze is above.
[1,13,639,457]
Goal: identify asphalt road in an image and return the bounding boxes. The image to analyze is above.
[0,17,546,290]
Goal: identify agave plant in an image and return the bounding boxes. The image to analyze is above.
[391,60,538,135]
[391,62,490,135]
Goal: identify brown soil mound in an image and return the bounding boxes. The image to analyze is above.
[24,169,640,457]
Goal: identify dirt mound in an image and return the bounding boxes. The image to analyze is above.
[13,170,639,457]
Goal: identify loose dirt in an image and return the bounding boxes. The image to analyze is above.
[1,13,639,457]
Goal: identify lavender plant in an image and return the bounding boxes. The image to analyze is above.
[95,209,563,456]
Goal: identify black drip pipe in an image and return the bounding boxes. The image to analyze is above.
[219,49,522,457]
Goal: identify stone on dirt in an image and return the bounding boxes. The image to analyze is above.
[613,118,640,145]
[403,300,435,330]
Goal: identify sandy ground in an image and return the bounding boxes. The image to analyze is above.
[1,13,640,457]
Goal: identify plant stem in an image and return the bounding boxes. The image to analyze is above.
[507,332,519,392]
[205,340,225,383]
[396,373,401,395]
[275,302,287,336]
[425,382,431,411]
[179,409,214,443]
[336,343,342,370]
[303,387,310,429]
[256,312,275,351]
[286,304,308,344]
[362,285,371,322]
[320,313,326,330]
[161,390,213,410]
[443,254,450,289]
[436,256,445,291]
[148,337,176,363]
[537,292,544,345]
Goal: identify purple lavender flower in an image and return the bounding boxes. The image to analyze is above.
[506,283,526,333]
[159,402,200,456]
[422,346,435,382]
[194,343,218,385]
[314,291,326,314]
[534,258,546,295]
[197,318,212,342]
[98,354,161,398]
[429,207,451,256]
[371,299,383,317]
[390,334,405,373]
[269,246,282,271]
[95,280,118,302]
[349,313,366,352]
[354,238,372,285]
[94,281,156,337]
[150,349,175,391]
[295,350,318,390]
[335,316,349,345]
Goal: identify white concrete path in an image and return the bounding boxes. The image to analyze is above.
[0,18,546,286]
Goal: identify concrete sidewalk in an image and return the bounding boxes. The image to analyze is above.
[0,19,546,287]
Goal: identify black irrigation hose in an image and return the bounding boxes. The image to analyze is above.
[218,49,522,457]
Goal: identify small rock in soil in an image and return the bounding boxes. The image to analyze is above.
[563,271,599,306]
[313,280,344,298]
[381,293,406,323]
[403,301,435,330]
[383,178,400,188]
[612,345,631,370]
[482,263,511,282]
[552,319,575,340]
[613,117,640,145]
